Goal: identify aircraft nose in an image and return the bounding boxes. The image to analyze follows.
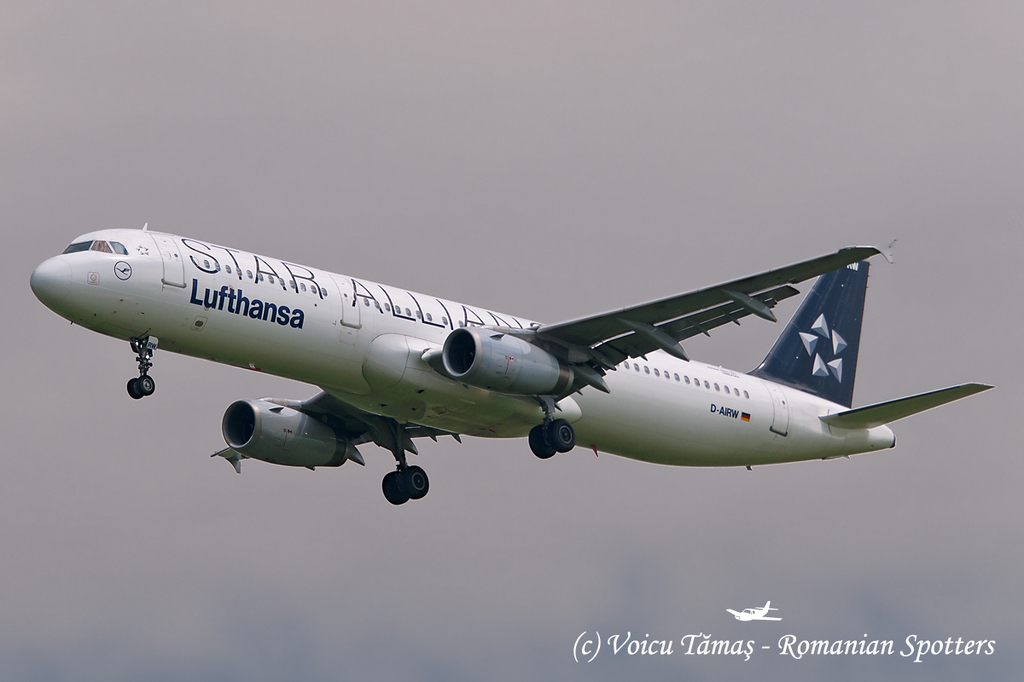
[30,256,72,310]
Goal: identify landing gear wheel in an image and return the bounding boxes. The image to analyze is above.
[127,378,144,400]
[402,465,429,500]
[138,375,156,396]
[382,470,410,505]
[547,418,576,453]
[529,424,557,459]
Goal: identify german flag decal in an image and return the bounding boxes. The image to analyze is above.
[740,412,751,422]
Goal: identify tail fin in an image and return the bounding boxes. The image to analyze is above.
[749,261,870,408]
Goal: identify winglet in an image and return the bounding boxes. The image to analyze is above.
[211,447,244,473]
[880,239,896,264]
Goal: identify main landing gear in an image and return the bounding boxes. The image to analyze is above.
[528,418,576,459]
[382,465,429,506]
[379,418,430,505]
[126,336,158,400]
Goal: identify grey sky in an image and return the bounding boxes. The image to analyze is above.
[3,2,1022,680]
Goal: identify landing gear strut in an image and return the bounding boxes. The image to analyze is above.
[127,336,158,399]
[379,418,430,505]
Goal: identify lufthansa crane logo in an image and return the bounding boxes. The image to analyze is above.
[114,261,133,281]
[799,313,845,383]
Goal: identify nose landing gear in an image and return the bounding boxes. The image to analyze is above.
[127,336,158,399]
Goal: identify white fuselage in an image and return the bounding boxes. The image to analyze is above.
[31,229,895,467]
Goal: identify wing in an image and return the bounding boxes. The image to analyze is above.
[536,246,881,369]
[300,389,462,447]
[212,390,461,473]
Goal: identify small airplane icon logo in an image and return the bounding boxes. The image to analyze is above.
[726,601,782,621]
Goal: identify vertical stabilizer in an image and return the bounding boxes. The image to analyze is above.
[749,262,870,408]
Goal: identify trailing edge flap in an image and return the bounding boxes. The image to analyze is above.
[820,383,994,430]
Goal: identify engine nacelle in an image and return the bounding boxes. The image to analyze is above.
[221,399,358,468]
[440,327,573,395]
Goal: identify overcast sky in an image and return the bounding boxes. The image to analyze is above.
[3,2,1022,680]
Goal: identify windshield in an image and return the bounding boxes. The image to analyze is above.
[61,240,129,255]
[63,241,92,254]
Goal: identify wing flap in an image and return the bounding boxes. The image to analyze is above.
[820,383,994,430]
[592,285,800,364]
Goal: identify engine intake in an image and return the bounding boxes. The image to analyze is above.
[440,328,573,395]
[222,399,358,468]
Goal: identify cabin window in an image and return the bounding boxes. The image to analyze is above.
[257,274,264,282]
[290,280,296,290]
[364,299,370,306]
[63,241,93,254]
[704,381,710,389]
[744,390,750,399]
[634,363,639,371]
[91,241,113,253]
[405,308,412,316]
[225,265,232,274]
[267,275,274,284]
[110,242,128,255]
[653,369,660,377]
[375,301,381,310]
[684,376,690,384]
[644,366,650,374]
[724,385,729,393]
[300,283,306,291]
[674,373,680,381]
[734,388,740,396]
[441,317,447,325]
[203,259,211,269]
[714,383,720,391]
[665,371,670,379]
[426,313,432,322]
[247,270,253,279]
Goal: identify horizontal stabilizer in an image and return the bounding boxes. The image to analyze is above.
[820,383,994,430]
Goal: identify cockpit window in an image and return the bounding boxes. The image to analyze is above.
[90,241,114,253]
[63,241,93,254]
[110,241,128,255]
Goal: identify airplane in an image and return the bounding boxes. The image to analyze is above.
[727,601,782,622]
[29,227,993,505]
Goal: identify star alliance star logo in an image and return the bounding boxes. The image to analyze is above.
[798,313,845,383]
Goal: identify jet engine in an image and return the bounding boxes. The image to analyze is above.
[221,399,359,468]
[439,328,573,395]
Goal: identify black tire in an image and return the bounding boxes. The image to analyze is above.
[529,424,557,459]
[402,466,429,500]
[548,419,576,453]
[127,378,144,400]
[382,470,410,505]
[138,375,156,396]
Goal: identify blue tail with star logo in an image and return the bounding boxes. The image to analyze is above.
[749,261,870,408]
